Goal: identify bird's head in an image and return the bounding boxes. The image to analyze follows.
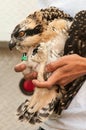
[9,14,45,51]
[9,7,73,52]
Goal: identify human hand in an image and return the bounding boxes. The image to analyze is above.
[14,62,37,80]
[32,54,86,88]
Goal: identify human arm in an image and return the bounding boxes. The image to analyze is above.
[14,54,86,88]
[32,54,86,88]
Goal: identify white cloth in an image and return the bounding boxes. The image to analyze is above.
[38,0,86,130]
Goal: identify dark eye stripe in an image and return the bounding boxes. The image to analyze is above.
[14,32,19,38]
[25,25,43,36]
[13,24,43,38]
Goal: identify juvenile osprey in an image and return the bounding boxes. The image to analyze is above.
[9,7,86,125]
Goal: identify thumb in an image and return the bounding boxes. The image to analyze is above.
[14,62,27,72]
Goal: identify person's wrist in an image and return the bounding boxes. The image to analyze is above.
[81,57,86,74]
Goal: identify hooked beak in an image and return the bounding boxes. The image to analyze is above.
[9,41,16,50]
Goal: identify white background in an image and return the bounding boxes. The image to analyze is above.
[0,0,42,41]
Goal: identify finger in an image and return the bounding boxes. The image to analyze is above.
[32,65,71,88]
[46,54,78,72]
[46,57,67,72]
[32,69,60,88]
[24,72,37,80]
[14,63,26,72]
[32,79,52,88]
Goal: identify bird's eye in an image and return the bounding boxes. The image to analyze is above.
[19,31,25,37]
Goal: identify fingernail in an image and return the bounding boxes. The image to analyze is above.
[32,80,38,85]
[21,64,26,69]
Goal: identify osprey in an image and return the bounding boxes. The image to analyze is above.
[9,7,86,125]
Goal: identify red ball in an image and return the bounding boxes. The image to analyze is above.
[23,80,35,92]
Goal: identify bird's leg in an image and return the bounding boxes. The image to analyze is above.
[28,60,47,110]
[28,60,58,114]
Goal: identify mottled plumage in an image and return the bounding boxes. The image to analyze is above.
[9,7,86,125]
[55,10,86,115]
